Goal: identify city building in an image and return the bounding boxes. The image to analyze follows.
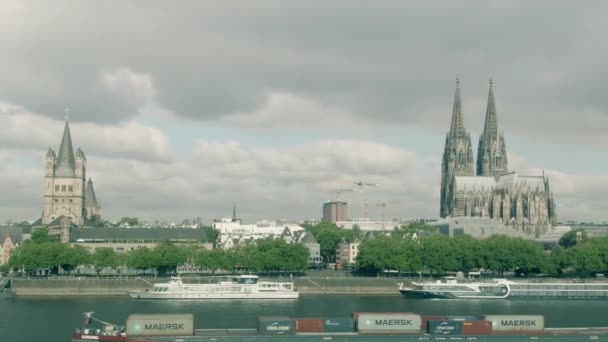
[294,231,322,265]
[335,237,360,267]
[71,227,212,253]
[336,218,401,231]
[39,118,101,226]
[440,80,557,237]
[322,201,347,223]
[0,226,24,266]
[213,218,304,238]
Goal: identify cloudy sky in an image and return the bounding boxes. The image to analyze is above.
[1,1,608,224]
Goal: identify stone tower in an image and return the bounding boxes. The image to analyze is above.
[440,79,475,217]
[477,80,509,176]
[42,119,100,226]
[85,178,101,219]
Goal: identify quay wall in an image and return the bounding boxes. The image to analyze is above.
[10,277,407,296]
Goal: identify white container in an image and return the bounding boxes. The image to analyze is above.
[484,315,544,332]
[356,313,421,333]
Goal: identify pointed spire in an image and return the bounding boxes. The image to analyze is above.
[85,178,98,207]
[54,119,76,177]
[75,147,86,161]
[449,78,465,134]
[232,202,237,221]
[482,79,499,138]
[46,148,56,159]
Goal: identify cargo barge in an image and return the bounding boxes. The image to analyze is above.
[72,311,608,341]
[399,277,608,299]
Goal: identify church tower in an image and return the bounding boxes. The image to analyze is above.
[85,178,101,219]
[440,79,475,217]
[42,118,100,226]
[477,80,509,176]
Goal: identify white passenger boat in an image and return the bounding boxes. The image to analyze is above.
[399,277,608,299]
[129,275,299,299]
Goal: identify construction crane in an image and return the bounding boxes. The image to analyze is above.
[376,201,400,229]
[354,181,377,219]
[335,189,354,201]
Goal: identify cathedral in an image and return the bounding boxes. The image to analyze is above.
[440,80,557,236]
[41,119,101,226]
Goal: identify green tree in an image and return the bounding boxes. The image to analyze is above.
[559,229,587,248]
[200,226,220,244]
[151,241,187,275]
[126,247,155,275]
[119,217,140,227]
[92,248,119,275]
[58,244,91,275]
[31,228,58,244]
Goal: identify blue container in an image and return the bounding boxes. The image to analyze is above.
[428,320,463,335]
[258,316,293,335]
[323,318,355,333]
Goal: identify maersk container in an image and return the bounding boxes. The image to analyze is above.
[126,314,194,336]
[356,313,422,333]
[323,318,355,333]
[258,316,293,335]
[427,320,463,335]
[484,315,544,332]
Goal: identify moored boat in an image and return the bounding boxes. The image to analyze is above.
[129,275,299,299]
[399,277,608,299]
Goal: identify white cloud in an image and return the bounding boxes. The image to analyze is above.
[0,106,173,162]
[222,92,367,129]
[101,68,157,105]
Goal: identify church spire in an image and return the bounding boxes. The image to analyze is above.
[482,79,499,138]
[477,79,508,176]
[449,78,465,134]
[85,178,98,208]
[232,202,237,221]
[54,118,76,177]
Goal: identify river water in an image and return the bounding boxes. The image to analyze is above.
[1,295,607,342]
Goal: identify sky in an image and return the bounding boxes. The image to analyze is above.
[1,1,608,224]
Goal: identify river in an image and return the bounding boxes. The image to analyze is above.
[1,295,607,342]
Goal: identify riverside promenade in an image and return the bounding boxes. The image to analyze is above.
[9,275,406,296]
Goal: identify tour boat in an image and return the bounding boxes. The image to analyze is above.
[129,275,299,299]
[399,277,608,299]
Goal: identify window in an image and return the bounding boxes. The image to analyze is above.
[68,185,73,192]
[61,185,66,191]
[55,199,58,203]
[69,199,72,203]
[55,185,59,192]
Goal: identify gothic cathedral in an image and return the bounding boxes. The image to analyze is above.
[42,119,101,226]
[440,80,557,236]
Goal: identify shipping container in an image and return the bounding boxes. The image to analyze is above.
[446,315,482,321]
[258,316,293,335]
[462,320,493,335]
[323,318,355,333]
[356,313,421,333]
[421,316,447,331]
[484,315,544,332]
[427,320,463,335]
[293,318,324,333]
[126,314,194,336]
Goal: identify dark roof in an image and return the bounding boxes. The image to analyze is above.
[55,120,76,177]
[0,226,24,243]
[85,178,98,207]
[70,227,208,242]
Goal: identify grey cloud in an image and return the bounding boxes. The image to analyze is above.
[1,1,606,143]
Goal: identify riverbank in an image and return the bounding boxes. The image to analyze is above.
[9,276,405,296]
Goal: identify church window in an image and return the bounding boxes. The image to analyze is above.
[61,185,66,191]
[55,185,59,192]
[68,185,73,192]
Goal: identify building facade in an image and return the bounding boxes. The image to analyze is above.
[42,119,100,226]
[440,80,557,236]
[1,234,16,266]
[322,201,347,223]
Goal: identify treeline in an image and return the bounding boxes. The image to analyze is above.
[356,233,608,277]
[5,229,308,276]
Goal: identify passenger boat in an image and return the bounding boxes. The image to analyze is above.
[72,311,608,341]
[399,277,608,299]
[129,275,299,299]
